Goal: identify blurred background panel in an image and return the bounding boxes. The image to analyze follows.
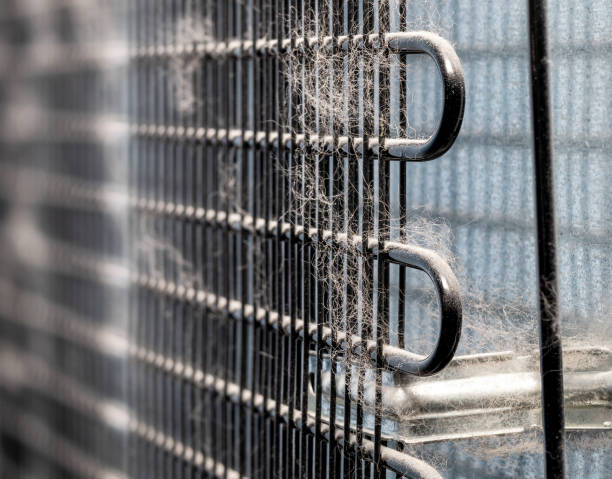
[0,0,129,478]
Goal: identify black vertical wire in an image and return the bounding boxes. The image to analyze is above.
[145,2,156,473]
[197,2,208,476]
[373,1,388,476]
[358,1,375,476]
[221,1,231,474]
[169,5,177,476]
[276,0,286,470]
[128,1,134,473]
[205,0,216,472]
[312,1,326,477]
[321,2,333,476]
[247,0,257,476]
[211,0,221,472]
[281,2,290,477]
[160,2,169,474]
[224,1,235,475]
[146,0,155,474]
[271,0,283,474]
[253,0,266,475]
[238,0,249,475]
[173,2,185,477]
[328,1,340,476]
[299,2,312,477]
[284,0,293,468]
[280,41,290,465]
[397,0,407,355]
[187,0,200,473]
[248,0,261,477]
[175,1,185,476]
[270,3,280,476]
[287,2,300,477]
[262,1,273,476]
[220,0,231,473]
[396,2,408,475]
[185,4,197,472]
[143,1,154,477]
[133,0,139,468]
[527,1,566,478]
[163,0,171,471]
[157,0,167,475]
[129,0,140,474]
[343,0,358,476]
[307,1,317,472]
[166,0,177,472]
[182,6,192,478]
[126,0,132,470]
[229,0,239,474]
[284,0,298,476]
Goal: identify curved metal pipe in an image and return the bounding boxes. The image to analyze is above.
[382,241,462,376]
[381,31,465,161]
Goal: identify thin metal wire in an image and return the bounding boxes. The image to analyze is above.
[124,1,462,478]
[527,0,566,477]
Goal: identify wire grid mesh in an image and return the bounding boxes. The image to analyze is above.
[0,0,610,479]
[126,0,454,478]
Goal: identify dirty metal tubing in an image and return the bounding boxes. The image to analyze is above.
[382,31,465,161]
[383,242,462,376]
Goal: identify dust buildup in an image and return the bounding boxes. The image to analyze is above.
[168,15,214,114]
[283,3,395,142]
[278,3,539,364]
[144,1,610,473]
